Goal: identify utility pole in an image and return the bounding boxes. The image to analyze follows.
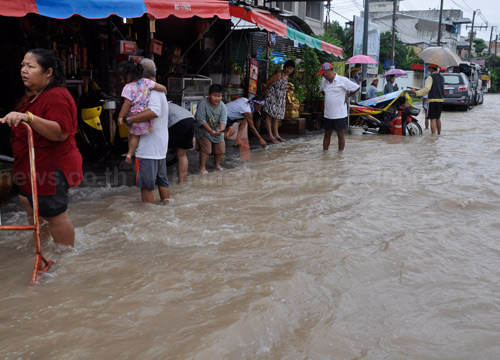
[437,0,444,46]
[496,35,498,57]
[391,0,397,67]
[468,10,477,59]
[361,0,369,99]
[488,26,496,53]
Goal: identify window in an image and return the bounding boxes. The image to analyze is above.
[275,2,292,12]
[443,74,463,85]
[306,1,322,20]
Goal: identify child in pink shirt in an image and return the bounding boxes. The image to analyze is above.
[118,61,167,163]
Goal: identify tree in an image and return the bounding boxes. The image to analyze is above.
[486,55,500,92]
[378,31,410,73]
[473,39,488,56]
[317,20,353,63]
[301,46,321,111]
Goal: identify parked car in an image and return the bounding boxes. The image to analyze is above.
[447,62,482,105]
[443,72,472,111]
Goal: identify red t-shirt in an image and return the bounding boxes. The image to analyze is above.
[12,87,83,195]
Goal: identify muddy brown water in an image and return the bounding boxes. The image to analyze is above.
[1,95,500,359]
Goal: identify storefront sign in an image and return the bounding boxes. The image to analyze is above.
[120,40,137,55]
[248,58,259,96]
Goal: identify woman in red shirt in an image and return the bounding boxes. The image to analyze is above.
[1,48,83,248]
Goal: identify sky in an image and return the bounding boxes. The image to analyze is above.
[327,0,500,42]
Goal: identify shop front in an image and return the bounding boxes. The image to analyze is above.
[0,0,233,158]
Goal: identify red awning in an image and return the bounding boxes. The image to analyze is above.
[0,0,230,19]
[230,6,288,37]
[147,0,230,19]
[321,41,343,59]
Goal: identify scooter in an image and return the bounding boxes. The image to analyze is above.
[350,89,423,136]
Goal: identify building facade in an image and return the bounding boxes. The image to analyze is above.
[366,0,469,52]
[242,0,325,35]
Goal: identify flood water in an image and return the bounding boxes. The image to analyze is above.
[1,95,500,359]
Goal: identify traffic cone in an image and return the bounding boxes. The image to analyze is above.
[393,111,403,136]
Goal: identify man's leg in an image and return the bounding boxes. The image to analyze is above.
[323,129,333,150]
[425,117,429,130]
[176,148,188,183]
[47,211,75,247]
[158,186,170,205]
[430,119,437,134]
[141,189,155,203]
[436,118,441,135]
[337,129,345,151]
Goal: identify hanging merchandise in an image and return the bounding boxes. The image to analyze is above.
[248,59,259,97]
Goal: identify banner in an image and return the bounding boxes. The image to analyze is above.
[353,16,380,74]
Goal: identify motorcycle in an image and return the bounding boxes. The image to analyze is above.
[349,89,423,136]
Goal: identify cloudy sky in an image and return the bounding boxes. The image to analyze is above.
[328,0,499,42]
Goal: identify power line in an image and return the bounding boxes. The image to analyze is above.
[450,0,472,14]
[328,8,352,22]
[460,0,475,13]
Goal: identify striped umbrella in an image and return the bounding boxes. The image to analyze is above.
[417,47,462,67]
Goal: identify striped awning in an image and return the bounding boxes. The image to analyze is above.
[230,6,343,58]
[0,0,231,19]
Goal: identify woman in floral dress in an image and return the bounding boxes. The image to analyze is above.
[263,60,295,143]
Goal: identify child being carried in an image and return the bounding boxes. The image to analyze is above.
[118,60,167,163]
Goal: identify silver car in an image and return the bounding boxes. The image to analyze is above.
[443,72,472,111]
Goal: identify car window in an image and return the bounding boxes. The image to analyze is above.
[444,75,463,85]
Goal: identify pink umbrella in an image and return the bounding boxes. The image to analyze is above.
[346,55,378,64]
[382,69,408,78]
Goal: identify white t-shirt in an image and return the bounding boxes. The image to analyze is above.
[168,102,194,128]
[135,90,169,160]
[320,75,360,119]
[226,97,252,120]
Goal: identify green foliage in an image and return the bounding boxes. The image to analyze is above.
[486,55,500,92]
[229,61,242,74]
[473,39,488,56]
[302,46,321,108]
[378,31,419,73]
[317,20,353,63]
[401,46,423,69]
[286,51,305,103]
[284,47,321,107]
[267,51,282,76]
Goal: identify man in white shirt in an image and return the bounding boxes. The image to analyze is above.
[318,63,360,151]
[126,58,170,204]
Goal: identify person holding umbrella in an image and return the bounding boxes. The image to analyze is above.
[411,64,444,135]
[384,75,396,94]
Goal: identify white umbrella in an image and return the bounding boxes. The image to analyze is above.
[417,46,462,67]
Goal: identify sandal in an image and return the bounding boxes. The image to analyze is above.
[276,137,286,142]
[267,138,280,144]
[258,138,267,148]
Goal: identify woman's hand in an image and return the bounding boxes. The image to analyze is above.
[0,111,30,127]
